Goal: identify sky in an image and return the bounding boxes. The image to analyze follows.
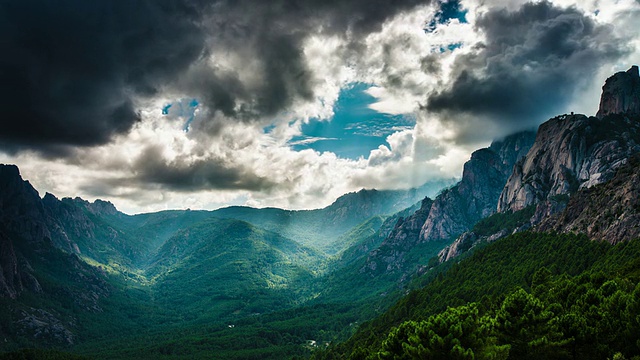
[0,0,638,214]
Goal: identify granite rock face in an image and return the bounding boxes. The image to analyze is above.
[362,197,433,275]
[499,66,640,218]
[597,65,640,119]
[360,131,535,278]
[536,154,640,244]
[438,231,478,263]
[419,131,536,242]
[498,114,640,219]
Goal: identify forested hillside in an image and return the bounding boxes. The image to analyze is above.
[314,232,640,359]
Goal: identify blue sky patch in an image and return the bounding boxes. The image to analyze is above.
[439,42,463,53]
[425,0,468,33]
[161,98,199,132]
[288,83,414,160]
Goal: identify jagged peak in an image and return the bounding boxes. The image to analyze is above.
[0,163,20,176]
[596,65,640,119]
[0,164,41,200]
[90,199,119,216]
[42,192,59,204]
[57,196,119,216]
[0,164,27,189]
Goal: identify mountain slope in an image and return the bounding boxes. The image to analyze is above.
[420,131,535,243]
[2,66,638,360]
[314,232,640,360]
[146,218,324,321]
[0,166,114,348]
[312,65,640,360]
[351,131,535,284]
[312,131,535,305]
[537,154,640,243]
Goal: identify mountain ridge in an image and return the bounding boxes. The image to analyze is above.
[499,66,640,222]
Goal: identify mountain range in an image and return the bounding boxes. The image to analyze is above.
[0,65,639,359]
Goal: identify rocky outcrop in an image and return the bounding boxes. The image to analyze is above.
[438,232,478,263]
[499,66,640,219]
[360,131,535,277]
[0,165,51,245]
[16,308,75,345]
[596,65,640,119]
[362,197,433,274]
[86,199,119,216]
[419,131,536,242]
[498,114,640,217]
[0,165,48,298]
[536,154,640,244]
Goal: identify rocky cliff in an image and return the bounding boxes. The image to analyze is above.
[360,131,535,278]
[362,197,433,275]
[0,166,113,303]
[0,165,47,298]
[536,154,640,244]
[438,66,640,263]
[0,165,112,345]
[0,165,52,245]
[419,131,536,242]
[498,66,640,220]
[597,65,640,118]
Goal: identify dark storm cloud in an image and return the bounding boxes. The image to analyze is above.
[0,0,432,153]
[122,145,276,192]
[426,1,628,135]
[0,0,206,150]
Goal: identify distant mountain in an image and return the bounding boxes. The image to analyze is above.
[210,178,455,253]
[0,161,455,352]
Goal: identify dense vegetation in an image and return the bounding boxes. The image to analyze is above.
[0,349,88,359]
[0,208,423,359]
[4,207,640,360]
[3,175,640,360]
[313,232,640,359]
[471,206,536,236]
